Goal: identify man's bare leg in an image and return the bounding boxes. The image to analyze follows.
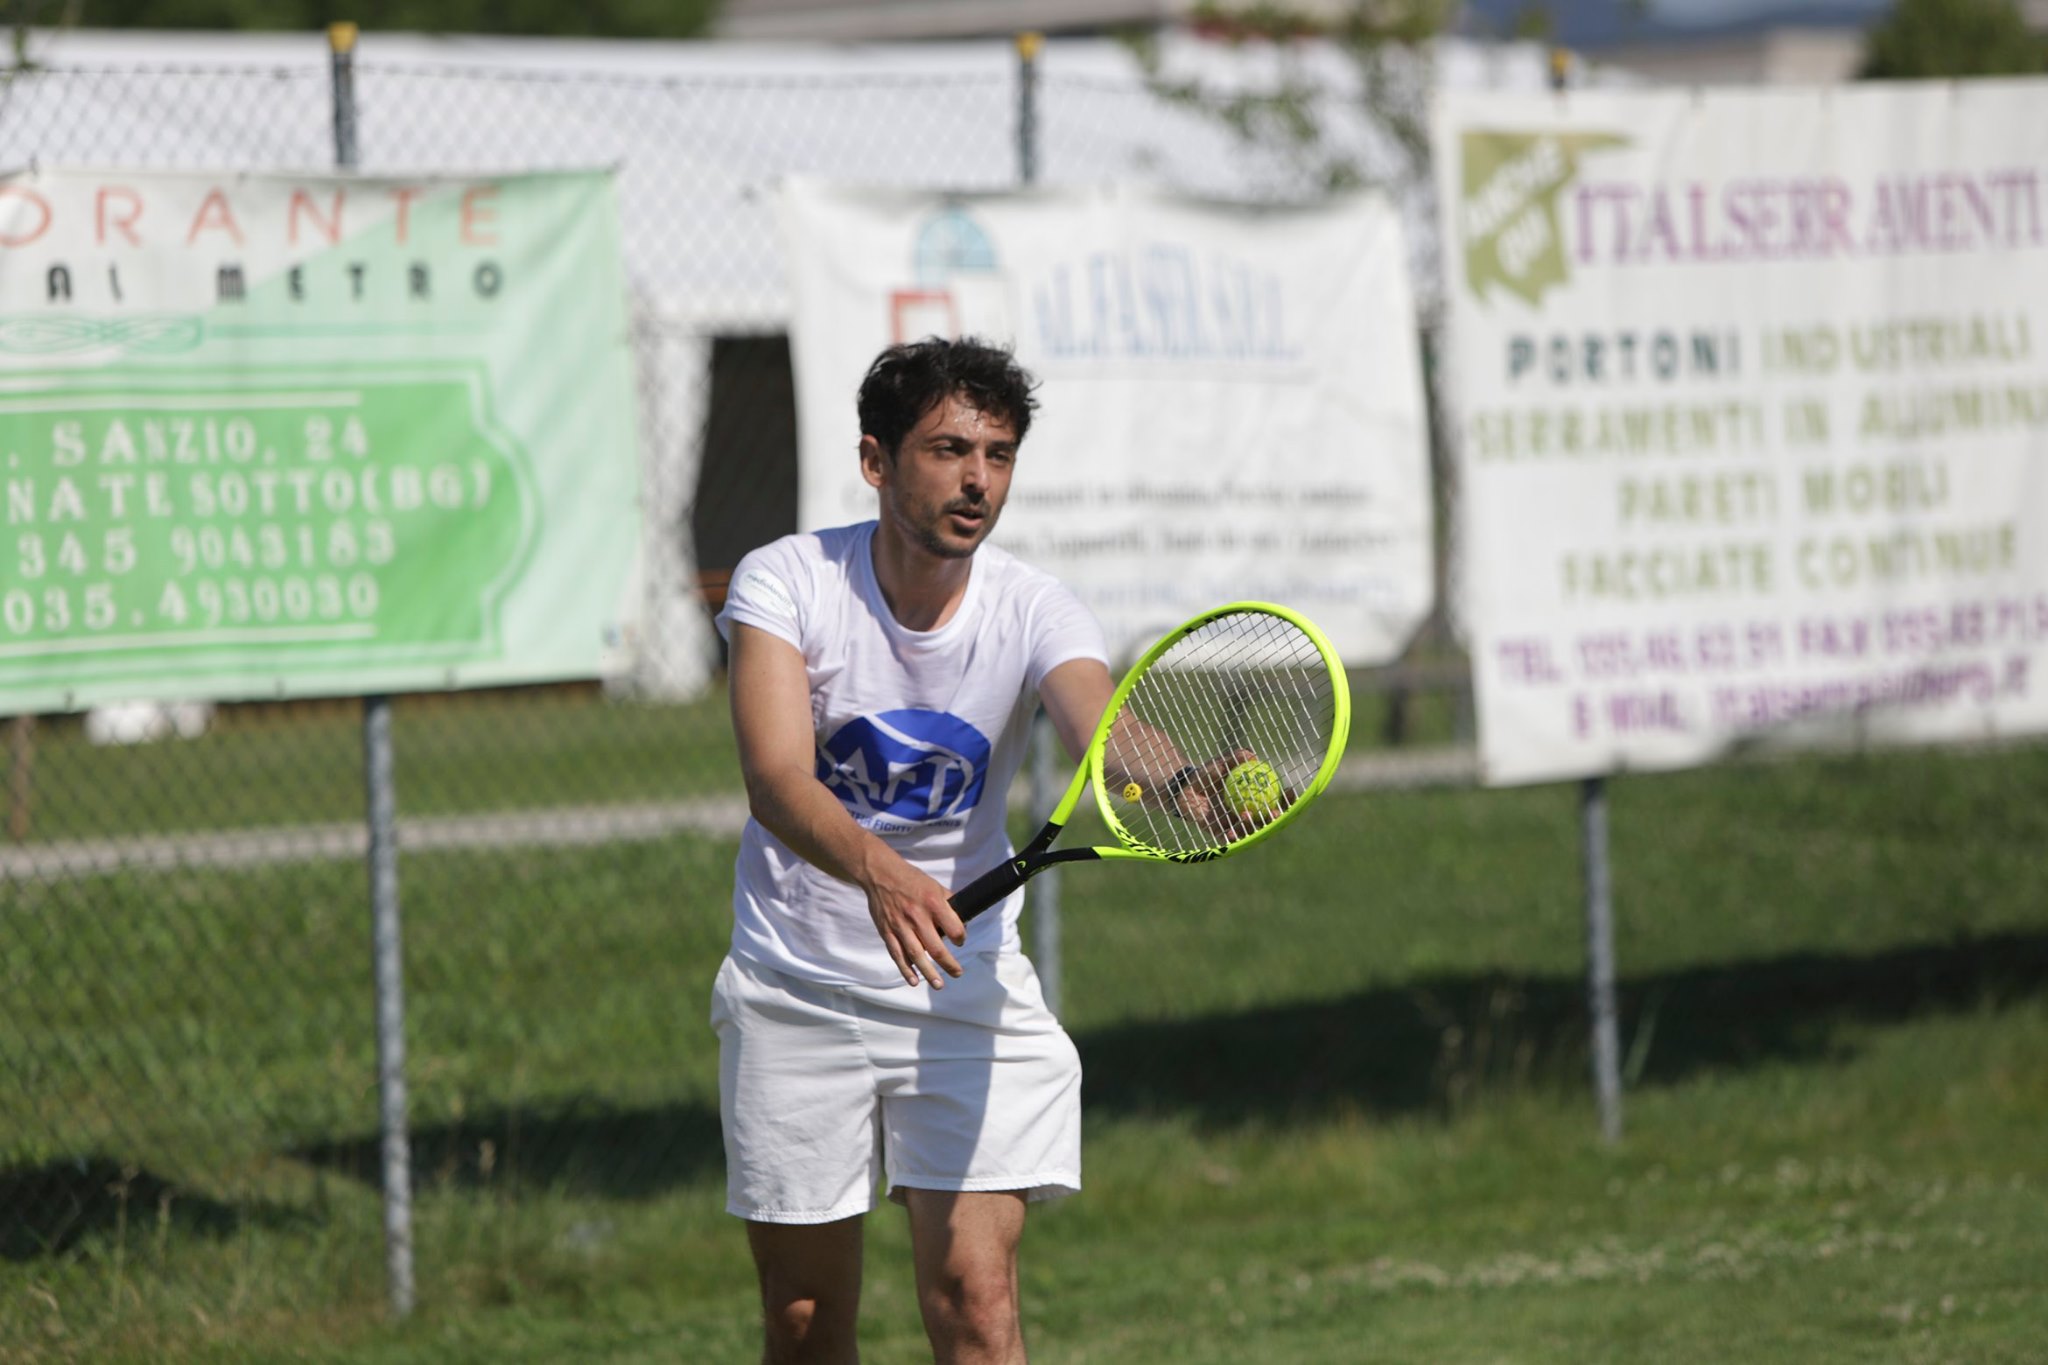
[904,1190,1029,1365]
[748,1216,865,1364]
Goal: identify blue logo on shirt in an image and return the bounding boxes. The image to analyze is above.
[817,709,990,827]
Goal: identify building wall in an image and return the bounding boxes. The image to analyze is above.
[1599,27,1866,87]
[717,0,1371,41]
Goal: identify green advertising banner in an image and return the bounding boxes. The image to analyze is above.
[0,168,641,712]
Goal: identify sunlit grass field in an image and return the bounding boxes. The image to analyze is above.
[2,695,2044,1362]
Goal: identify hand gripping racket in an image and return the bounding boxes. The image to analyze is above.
[950,602,1352,922]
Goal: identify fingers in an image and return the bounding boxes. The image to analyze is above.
[912,922,965,984]
[1191,750,1281,840]
[871,884,968,989]
[1180,773,1272,842]
[892,933,962,986]
[884,931,922,988]
[910,947,964,987]
[883,923,964,988]
[1178,787,1242,843]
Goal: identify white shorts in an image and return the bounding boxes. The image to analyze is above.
[709,951,1082,1225]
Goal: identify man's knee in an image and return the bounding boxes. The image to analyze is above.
[749,1218,863,1363]
[919,1264,1022,1351]
[762,1290,856,1361]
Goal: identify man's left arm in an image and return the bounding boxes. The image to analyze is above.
[1038,657,1256,839]
[1036,658,1116,764]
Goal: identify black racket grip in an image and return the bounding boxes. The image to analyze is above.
[949,858,1031,924]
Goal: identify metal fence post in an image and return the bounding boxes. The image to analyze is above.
[1547,42,1620,1148]
[1581,777,1623,1145]
[1015,30,1040,187]
[7,715,33,840]
[1029,714,1063,1015]
[331,19,417,1320]
[363,693,416,1318]
[1013,30,1063,1012]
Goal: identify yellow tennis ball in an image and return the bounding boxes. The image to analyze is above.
[1122,781,1144,802]
[1223,760,1283,816]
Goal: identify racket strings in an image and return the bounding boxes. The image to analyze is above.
[1110,610,1339,854]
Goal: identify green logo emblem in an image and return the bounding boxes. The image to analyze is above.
[1460,130,1627,307]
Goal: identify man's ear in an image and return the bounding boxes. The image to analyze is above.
[858,434,888,490]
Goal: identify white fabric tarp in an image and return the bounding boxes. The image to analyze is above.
[782,180,1434,666]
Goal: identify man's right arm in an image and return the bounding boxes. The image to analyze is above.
[727,621,967,988]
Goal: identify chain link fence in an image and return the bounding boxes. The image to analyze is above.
[4,39,2048,1360]
[0,40,1471,1344]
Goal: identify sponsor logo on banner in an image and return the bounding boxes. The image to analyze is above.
[1460,130,1628,307]
[816,708,990,832]
[1463,126,2048,313]
[0,176,509,328]
[886,200,1302,366]
[1028,243,1300,364]
[891,205,1006,342]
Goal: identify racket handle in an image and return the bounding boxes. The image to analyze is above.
[949,858,1031,924]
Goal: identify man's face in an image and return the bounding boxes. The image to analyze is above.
[861,391,1018,560]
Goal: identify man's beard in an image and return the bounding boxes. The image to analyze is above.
[911,496,997,559]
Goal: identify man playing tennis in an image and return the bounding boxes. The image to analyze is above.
[713,337,1118,1364]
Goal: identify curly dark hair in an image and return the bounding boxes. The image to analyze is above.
[856,337,1039,457]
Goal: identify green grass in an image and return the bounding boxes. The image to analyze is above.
[0,678,1452,845]
[3,737,2046,1362]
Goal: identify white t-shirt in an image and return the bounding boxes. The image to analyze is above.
[716,521,1108,987]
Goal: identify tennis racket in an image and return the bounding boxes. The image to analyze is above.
[950,601,1352,922]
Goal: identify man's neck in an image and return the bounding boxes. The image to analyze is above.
[870,524,974,632]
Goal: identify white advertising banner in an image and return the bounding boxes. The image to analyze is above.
[780,181,1434,666]
[1437,84,2048,785]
